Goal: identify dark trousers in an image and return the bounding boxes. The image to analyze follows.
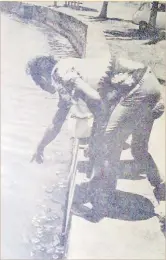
[94,67,163,189]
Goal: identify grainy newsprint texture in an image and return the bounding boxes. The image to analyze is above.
[0,1,166,260]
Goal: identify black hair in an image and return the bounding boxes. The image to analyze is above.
[26,55,57,85]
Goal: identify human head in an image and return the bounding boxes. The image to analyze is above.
[26,55,58,94]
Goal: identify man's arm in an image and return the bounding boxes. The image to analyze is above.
[85,88,121,160]
[86,98,114,160]
[152,97,165,119]
[68,73,109,158]
[74,77,101,101]
[31,100,71,163]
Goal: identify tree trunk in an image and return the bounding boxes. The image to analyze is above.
[98,1,108,19]
[53,1,58,7]
[64,1,69,7]
[149,1,158,29]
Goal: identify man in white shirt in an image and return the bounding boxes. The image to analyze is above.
[26,55,165,199]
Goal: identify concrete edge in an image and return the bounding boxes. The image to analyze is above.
[0,1,111,60]
[0,1,87,57]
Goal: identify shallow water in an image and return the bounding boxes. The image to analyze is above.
[1,13,77,259]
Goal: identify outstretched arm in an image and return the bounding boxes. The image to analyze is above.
[31,101,70,163]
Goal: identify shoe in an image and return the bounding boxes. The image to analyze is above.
[159,216,166,235]
[154,182,166,201]
[71,203,92,217]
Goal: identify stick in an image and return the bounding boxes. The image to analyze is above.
[61,138,79,254]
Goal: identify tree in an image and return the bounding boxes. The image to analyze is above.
[98,1,109,19]
[53,1,58,7]
[149,1,159,29]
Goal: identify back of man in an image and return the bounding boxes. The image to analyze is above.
[52,56,148,113]
[53,56,147,89]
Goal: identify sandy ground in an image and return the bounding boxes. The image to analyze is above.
[56,1,166,81]
[98,4,166,82]
[1,13,77,259]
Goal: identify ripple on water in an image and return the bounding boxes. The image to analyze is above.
[1,13,76,259]
[31,185,68,259]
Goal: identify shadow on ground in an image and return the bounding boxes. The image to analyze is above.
[78,156,163,187]
[104,28,165,45]
[63,6,98,12]
[78,15,133,24]
[72,183,156,223]
[72,156,165,224]
[77,14,165,45]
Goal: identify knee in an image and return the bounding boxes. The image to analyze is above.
[131,145,149,161]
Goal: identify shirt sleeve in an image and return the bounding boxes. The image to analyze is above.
[66,69,108,128]
[64,68,101,101]
[59,69,109,150]
[152,97,165,119]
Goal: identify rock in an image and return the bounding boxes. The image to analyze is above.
[53,235,60,246]
[31,238,40,244]
[52,254,59,260]
[55,245,64,254]
[46,246,55,254]
[46,187,55,193]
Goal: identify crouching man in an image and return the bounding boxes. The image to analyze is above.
[26,55,165,200]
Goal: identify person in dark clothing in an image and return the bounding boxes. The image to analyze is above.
[26,55,165,198]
